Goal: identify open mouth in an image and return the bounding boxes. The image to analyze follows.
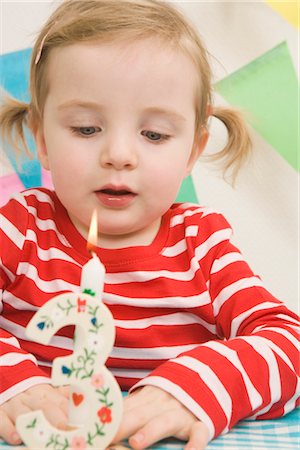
[95,186,137,207]
[100,188,133,196]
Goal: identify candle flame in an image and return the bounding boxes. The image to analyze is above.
[87,209,98,253]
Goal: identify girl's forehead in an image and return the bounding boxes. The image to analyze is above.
[47,38,199,86]
[43,39,199,119]
[49,37,187,63]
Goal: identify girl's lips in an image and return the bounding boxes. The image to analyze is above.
[95,186,137,208]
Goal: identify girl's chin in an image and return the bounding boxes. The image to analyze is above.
[99,217,161,248]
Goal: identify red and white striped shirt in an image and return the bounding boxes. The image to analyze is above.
[0,188,299,439]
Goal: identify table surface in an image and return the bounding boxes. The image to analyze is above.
[0,408,298,450]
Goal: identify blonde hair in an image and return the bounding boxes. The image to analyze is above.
[0,0,251,182]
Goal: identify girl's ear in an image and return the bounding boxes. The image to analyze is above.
[185,127,209,176]
[35,128,50,170]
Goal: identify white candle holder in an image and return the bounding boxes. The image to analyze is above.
[16,292,123,449]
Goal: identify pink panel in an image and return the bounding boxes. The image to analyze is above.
[41,168,54,189]
[0,169,54,207]
[0,173,24,206]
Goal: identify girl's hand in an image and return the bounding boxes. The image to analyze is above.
[111,385,209,450]
[0,383,69,445]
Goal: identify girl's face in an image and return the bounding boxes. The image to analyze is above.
[36,38,207,247]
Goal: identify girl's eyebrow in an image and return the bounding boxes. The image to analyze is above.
[57,100,104,111]
[143,107,186,124]
[57,102,186,124]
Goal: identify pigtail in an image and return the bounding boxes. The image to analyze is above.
[207,106,252,184]
[0,95,31,157]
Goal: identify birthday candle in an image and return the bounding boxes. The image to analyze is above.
[80,209,105,298]
[70,209,105,426]
[16,290,123,448]
[16,209,123,448]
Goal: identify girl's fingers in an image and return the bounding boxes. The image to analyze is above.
[128,408,195,450]
[113,386,209,449]
[0,409,22,445]
[107,446,130,450]
[113,405,151,444]
[122,386,165,414]
[29,398,69,429]
[4,390,69,431]
[22,388,69,429]
[43,403,70,429]
[184,421,209,450]
[114,386,182,443]
[23,386,69,414]
[1,396,32,423]
[58,385,70,398]
[0,385,71,446]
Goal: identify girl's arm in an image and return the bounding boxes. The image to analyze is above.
[115,214,299,447]
[0,194,70,444]
[0,194,51,405]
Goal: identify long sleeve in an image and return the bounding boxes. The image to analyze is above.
[132,213,299,441]
[0,193,50,404]
[1,191,299,439]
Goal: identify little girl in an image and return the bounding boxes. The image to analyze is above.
[0,1,299,449]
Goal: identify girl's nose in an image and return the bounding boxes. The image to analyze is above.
[100,135,138,170]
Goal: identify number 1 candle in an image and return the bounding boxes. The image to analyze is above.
[16,210,123,449]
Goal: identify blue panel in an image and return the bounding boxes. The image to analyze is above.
[0,48,41,188]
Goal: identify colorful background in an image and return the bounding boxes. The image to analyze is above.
[0,0,298,312]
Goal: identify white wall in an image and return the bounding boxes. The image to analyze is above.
[178,1,299,313]
[1,0,299,312]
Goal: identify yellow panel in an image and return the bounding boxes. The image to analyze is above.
[265,1,299,28]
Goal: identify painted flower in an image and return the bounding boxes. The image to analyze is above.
[90,317,97,326]
[91,373,104,388]
[77,298,87,313]
[50,307,64,322]
[97,406,112,424]
[71,435,86,450]
[87,334,104,351]
[33,425,51,443]
[37,321,45,330]
[61,365,72,375]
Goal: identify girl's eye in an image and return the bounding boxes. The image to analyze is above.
[141,130,170,142]
[71,126,101,136]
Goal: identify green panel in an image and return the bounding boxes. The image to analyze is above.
[176,175,198,203]
[216,42,299,171]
